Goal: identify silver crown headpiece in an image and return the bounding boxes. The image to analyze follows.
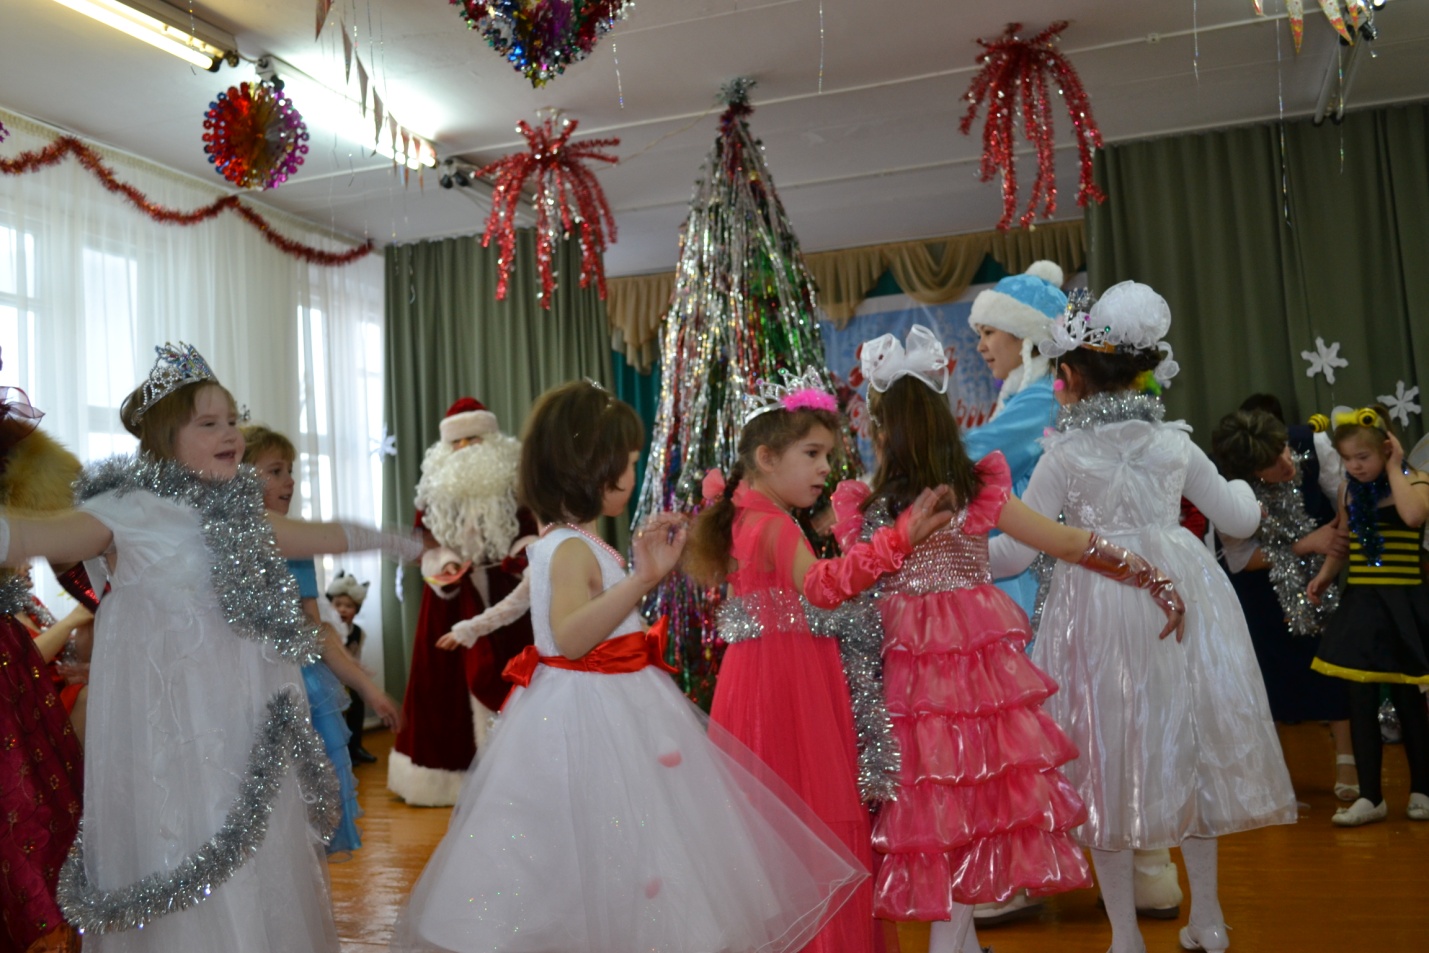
[134,342,219,421]
[740,366,838,426]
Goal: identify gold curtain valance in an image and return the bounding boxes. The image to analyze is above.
[607,219,1086,369]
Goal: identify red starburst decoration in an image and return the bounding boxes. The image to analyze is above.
[476,115,618,306]
[960,21,1105,230]
[202,80,309,190]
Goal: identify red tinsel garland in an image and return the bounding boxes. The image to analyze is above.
[959,21,1105,230]
[0,135,371,266]
[476,115,618,306]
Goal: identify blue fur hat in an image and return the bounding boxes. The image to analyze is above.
[968,260,1067,341]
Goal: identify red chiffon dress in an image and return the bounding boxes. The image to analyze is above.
[843,453,1091,920]
[710,484,877,953]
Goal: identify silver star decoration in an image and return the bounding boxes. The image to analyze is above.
[371,424,397,459]
[1301,336,1348,385]
[1377,380,1421,428]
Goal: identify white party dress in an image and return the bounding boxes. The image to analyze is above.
[392,527,865,953]
[990,401,1298,850]
[73,488,338,952]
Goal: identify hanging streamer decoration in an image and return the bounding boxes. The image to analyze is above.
[475,114,619,307]
[0,134,371,266]
[451,0,632,88]
[203,80,310,190]
[631,78,861,709]
[959,21,1105,230]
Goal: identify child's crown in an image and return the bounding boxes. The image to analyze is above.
[134,342,219,421]
[740,366,838,426]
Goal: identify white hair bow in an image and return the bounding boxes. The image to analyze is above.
[861,324,950,394]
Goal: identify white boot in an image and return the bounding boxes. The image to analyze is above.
[971,890,1044,927]
[1132,847,1182,919]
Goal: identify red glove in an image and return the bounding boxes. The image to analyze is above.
[803,519,913,609]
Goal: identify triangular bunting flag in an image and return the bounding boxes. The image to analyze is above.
[316,0,335,39]
[342,24,354,84]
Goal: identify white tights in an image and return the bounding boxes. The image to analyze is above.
[927,903,977,953]
[1095,837,1223,953]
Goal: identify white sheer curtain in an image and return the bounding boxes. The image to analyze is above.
[0,106,391,688]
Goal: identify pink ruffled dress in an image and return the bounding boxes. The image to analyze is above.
[839,453,1091,920]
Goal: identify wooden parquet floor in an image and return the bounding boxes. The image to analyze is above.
[333,720,1428,953]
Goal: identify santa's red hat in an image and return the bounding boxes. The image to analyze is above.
[439,396,498,445]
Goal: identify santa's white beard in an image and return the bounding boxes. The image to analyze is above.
[414,434,522,563]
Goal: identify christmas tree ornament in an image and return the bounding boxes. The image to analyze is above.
[202,80,309,191]
[960,21,1104,230]
[451,0,632,88]
[475,113,619,306]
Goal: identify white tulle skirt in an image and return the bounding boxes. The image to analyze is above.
[1031,525,1298,850]
[392,664,865,953]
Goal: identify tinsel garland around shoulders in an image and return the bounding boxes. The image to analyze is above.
[1052,390,1167,434]
[76,454,322,664]
[1250,451,1340,635]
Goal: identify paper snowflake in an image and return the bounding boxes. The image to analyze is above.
[1301,337,1348,385]
[371,424,397,459]
[1377,380,1422,428]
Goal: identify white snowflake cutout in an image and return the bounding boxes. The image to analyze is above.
[1377,380,1421,428]
[371,424,398,459]
[1301,336,1348,385]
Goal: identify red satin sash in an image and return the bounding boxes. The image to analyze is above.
[503,616,676,689]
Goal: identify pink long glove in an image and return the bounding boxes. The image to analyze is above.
[803,516,914,609]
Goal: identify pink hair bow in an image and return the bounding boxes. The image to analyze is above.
[701,468,727,504]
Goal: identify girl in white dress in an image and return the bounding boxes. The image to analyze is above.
[990,284,1297,953]
[392,380,865,953]
[0,343,420,953]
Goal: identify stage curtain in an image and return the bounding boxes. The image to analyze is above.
[380,231,615,694]
[1087,102,1429,447]
[607,221,1088,362]
[607,271,676,371]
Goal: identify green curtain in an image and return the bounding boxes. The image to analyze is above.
[380,231,615,696]
[1087,102,1429,449]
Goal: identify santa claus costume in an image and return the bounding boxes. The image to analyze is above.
[388,399,536,807]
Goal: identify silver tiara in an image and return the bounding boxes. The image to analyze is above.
[740,366,838,426]
[134,342,219,421]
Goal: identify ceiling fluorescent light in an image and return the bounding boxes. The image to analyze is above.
[257,55,437,169]
[49,0,237,71]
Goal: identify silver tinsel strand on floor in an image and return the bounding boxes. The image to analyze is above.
[57,686,339,934]
[75,454,323,664]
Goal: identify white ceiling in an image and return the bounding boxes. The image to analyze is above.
[2,1,1427,278]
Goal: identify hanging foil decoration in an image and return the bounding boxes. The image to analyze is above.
[451,0,632,88]
[475,114,619,308]
[202,80,309,190]
[1265,0,1371,53]
[959,21,1105,230]
[1250,451,1340,635]
[630,78,859,708]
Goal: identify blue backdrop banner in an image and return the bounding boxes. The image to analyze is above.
[821,289,999,473]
